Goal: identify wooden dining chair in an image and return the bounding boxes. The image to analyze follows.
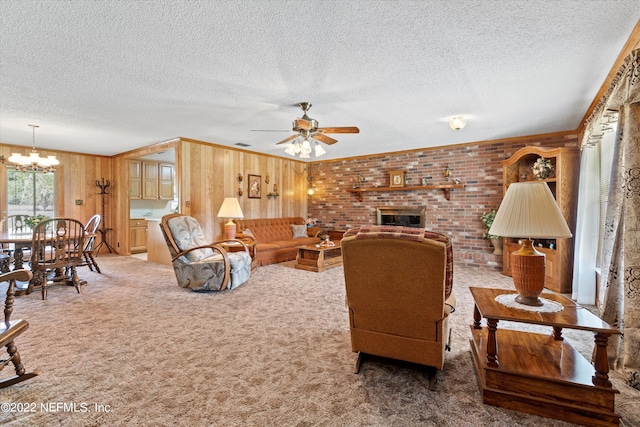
[30,218,86,300]
[0,269,39,388]
[78,214,101,273]
[4,215,31,234]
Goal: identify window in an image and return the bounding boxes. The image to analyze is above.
[6,168,55,217]
[596,129,615,274]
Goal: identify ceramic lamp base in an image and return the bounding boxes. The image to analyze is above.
[224,220,237,240]
[510,239,546,306]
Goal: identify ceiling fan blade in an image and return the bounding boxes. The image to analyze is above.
[311,133,338,145]
[275,134,299,145]
[318,126,360,134]
[251,129,291,132]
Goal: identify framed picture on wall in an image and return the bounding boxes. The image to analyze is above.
[248,174,262,198]
[388,170,405,188]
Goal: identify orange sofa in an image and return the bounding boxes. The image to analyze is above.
[233,217,321,266]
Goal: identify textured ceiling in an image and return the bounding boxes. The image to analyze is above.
[1,1,639,161]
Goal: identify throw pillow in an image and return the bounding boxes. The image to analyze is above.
[291,224,308,238]
[242,229,255,238]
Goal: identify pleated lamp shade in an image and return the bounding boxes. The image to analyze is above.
[488,181,571,306]
[489,181,572,239]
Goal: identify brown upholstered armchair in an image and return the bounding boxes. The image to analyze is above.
[341,225,456,389]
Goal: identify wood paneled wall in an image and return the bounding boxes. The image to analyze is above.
[110,138,309,252]
[3,138,308,255]
[178,138,308,242]
[0,143,113,248]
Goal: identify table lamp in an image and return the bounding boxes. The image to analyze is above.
[217,197,244,240]
[488,181,572,306]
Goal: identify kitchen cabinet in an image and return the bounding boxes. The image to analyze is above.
[158,163,174,200]
[500,146,579,293]
[142,162,159,200]
[129,160,142,199]
[130,160,174,200]
[130,218,147,253]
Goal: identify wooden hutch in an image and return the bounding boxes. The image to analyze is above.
[501,146,579,293]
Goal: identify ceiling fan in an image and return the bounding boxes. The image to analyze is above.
[258,102,359,158]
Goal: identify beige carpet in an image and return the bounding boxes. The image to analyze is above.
[0,255,638,426]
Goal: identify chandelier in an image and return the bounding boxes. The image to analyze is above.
[284,132,326,159]
[6,125,59,172]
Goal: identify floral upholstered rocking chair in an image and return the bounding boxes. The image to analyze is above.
[160,214,252,291]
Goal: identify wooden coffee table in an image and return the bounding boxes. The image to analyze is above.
[469,287,621,427]
[294,243,342,272]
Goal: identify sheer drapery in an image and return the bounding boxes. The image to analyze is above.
[572,146,600,304]
[597,48,640,390]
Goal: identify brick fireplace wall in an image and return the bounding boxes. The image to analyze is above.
[307,132,579,270]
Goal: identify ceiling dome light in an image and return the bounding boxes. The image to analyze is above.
[449,116,466,131]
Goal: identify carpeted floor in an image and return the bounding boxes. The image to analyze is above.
[0,255,638,426]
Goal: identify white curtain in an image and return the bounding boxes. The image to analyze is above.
[572,131,616,305]
[572,146,600,304]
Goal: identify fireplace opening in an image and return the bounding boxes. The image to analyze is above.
[376,207,425,228]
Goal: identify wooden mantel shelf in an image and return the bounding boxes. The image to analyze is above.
[347,183,465,201]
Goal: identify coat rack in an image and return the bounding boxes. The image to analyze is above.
[94,178,116,254]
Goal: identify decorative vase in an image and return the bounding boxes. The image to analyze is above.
[490,237,503,255]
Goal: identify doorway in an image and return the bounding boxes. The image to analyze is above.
[128,147,178,262]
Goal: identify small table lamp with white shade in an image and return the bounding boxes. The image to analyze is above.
[488,181,572,306]
[217,197,244,240]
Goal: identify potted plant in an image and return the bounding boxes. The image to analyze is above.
[25,214,49,230]
[481,210,503,255]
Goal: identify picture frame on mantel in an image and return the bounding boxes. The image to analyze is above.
[248,174,262,198]
[389,170,405,188]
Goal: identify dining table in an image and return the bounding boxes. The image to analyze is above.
[0,230,96,295]
[0,230,33,270]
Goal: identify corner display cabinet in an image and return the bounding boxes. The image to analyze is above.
[501,146,579,293]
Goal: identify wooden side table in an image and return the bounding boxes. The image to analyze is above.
[221,241,258,271]
[469,287,621,427]
[327,230,346,243]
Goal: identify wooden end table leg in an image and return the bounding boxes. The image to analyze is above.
[486,318,499,367]
[473,304,482,329]
[592,332,613,388]
[553,326,564,341]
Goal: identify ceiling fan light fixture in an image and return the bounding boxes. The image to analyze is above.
[272,102,360,159]
[314,142,326,157]
[300,139,312,156]
[449,116,466,131]
[284,142,297,156]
